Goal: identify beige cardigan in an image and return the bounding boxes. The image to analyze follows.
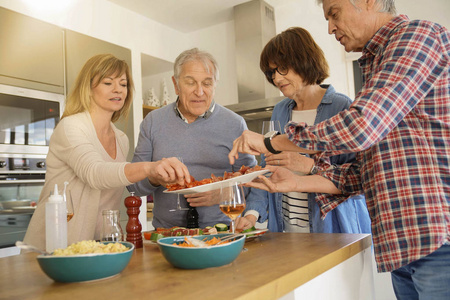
[24,111,132,251]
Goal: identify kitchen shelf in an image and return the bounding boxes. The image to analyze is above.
[143,105,159,118]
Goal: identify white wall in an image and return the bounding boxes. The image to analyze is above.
[270,0,450,100]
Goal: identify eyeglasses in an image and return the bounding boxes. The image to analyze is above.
[264,66,288,80]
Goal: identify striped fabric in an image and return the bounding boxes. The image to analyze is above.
[285,15,450,272]
[282,192,310,232]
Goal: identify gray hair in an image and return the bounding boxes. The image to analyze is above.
[173,48,220,85]
[316,0,397,15]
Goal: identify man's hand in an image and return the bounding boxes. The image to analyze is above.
[265,152,314,174]
[244,165,301,193]
[228,130,267,165]
[185,189,221,207]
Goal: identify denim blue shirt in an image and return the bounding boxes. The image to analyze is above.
[245,85,371,233]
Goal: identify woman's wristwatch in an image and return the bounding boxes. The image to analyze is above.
[263,130,282,154]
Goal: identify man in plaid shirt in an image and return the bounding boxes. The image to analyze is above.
[228,0,450,298]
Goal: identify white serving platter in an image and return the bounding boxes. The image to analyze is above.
[163,169,270,194]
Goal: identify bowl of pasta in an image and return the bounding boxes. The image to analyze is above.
[36,240,134,282]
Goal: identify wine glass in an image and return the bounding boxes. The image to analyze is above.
[170,157,189,212]
[261,120,281,135]
[219,182,246,233]
[65,190,74,222]
[63,182,74,222]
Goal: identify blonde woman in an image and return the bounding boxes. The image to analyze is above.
[24,54,189,250]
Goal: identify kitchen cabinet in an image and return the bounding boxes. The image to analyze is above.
[0,7,64,94]
[64,30,132,98]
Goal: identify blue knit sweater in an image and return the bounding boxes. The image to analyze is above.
[127,102,257,228]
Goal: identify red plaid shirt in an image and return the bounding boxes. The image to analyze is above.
[286,15,450,272]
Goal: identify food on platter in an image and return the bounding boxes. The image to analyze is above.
[52,240,129,256]
[165,165,264,192]
[143,226,218,242]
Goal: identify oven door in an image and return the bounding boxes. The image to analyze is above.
[0,176,44,249]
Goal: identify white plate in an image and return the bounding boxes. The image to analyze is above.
[163,169,270,194]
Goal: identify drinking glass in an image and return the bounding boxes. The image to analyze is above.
[170,157,188,212]
[101,210,124,242]
[261,120,281,135]
[65,190,74,222]
[62,182,74,222]
[219,182,246,233]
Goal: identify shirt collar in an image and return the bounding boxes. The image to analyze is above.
[286,84,334,109]
[174,97,216,123]
[360,15,409,59]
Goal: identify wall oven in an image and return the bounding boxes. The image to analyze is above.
[0,84,64,252]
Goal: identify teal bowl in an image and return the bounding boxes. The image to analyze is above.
[37,241,134,283]
[157,234,245,269]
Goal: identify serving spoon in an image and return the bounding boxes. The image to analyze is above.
[15,241,51,255]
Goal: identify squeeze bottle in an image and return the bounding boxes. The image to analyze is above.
[45,183,67,253]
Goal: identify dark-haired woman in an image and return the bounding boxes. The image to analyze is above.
[237,27,371,234]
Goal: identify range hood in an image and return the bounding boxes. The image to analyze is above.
[225,0,283,121]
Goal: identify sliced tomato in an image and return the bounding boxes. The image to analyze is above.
[143,231,153,240]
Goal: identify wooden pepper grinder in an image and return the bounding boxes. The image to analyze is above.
[124,192,143,248]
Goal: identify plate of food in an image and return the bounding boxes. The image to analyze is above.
[241,227,269,241]
[163,166,269,194]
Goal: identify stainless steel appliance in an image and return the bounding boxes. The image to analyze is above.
[0,84,64,249]
[226,1,283,124]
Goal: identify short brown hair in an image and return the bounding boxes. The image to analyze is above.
[260,27,329,86]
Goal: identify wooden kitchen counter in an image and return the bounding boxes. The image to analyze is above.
[0,233,372,300]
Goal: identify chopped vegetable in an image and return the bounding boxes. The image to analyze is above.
[214,223,228,232]
[241,226,256,233]
[173,236,231,247]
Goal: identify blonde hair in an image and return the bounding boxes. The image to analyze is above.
[62,54,134,122]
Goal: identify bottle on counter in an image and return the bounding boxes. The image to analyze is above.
[45,183,67,253]
[101,210,124,241]
[186,203,199,229]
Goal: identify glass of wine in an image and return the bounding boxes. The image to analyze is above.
[170,157,188,212]
[261,120,281,135]
[65,190,74,222]
[63,182,74,222]
[219,182,246,233]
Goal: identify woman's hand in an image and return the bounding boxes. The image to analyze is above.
[235,215,257,232]
[265,152,314,174]
[185,189,221,207]
[147,157,190,186]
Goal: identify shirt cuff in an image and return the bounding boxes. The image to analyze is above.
[244,210,260,220]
